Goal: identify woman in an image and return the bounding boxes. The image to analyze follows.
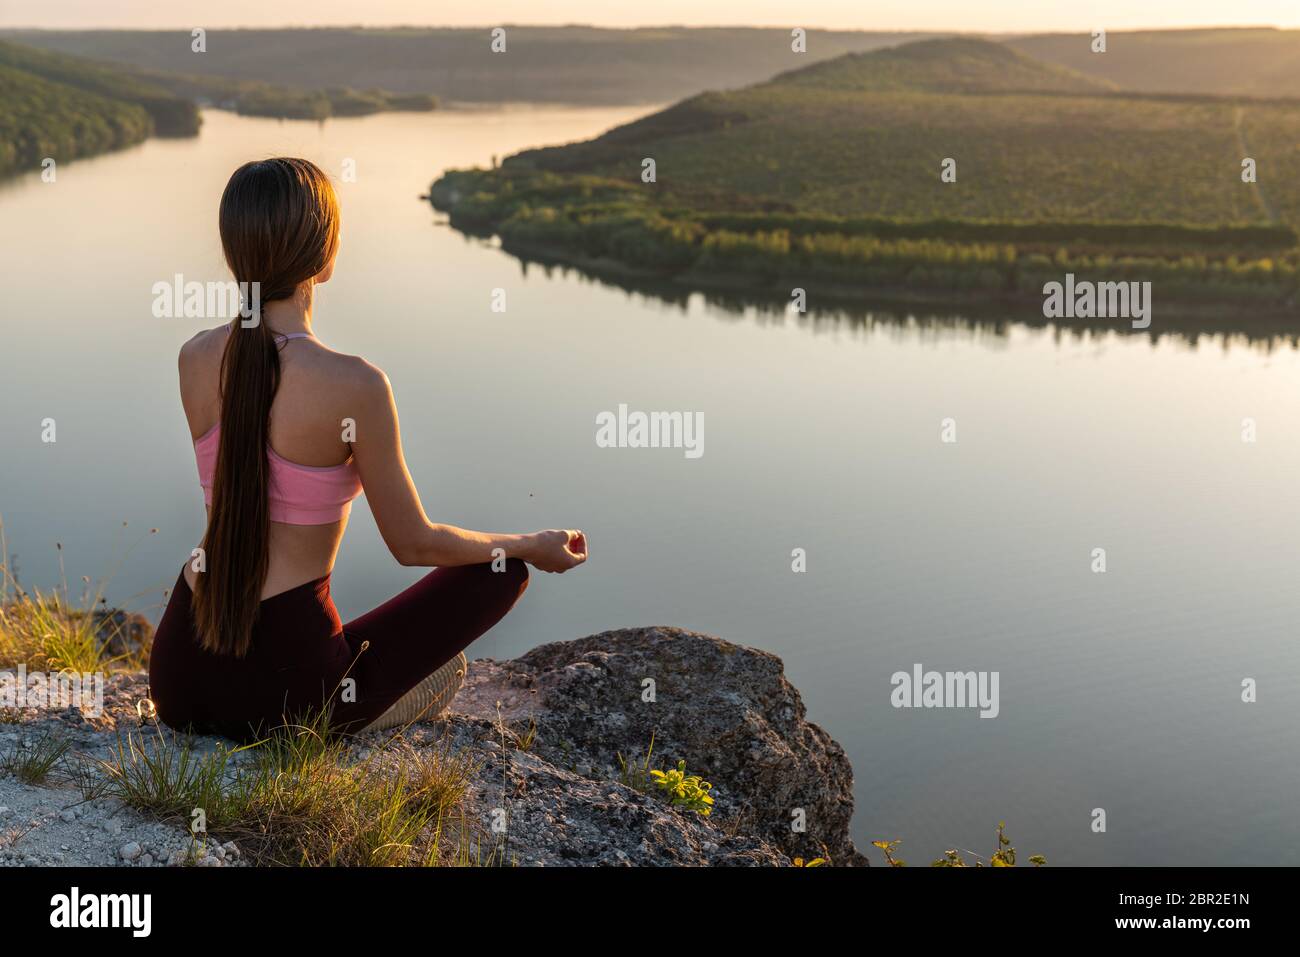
[148,157,586,743]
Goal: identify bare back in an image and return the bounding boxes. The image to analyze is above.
[179,325,376,599]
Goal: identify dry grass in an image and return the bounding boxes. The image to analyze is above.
[75,712,496,867]
[0,517,156,673]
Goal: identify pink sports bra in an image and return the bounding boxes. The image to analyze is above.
[193,331,363,526]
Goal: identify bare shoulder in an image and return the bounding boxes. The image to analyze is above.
[311,347,387,390]
[305,347,392,411]
[178,325,227,374]
[177,325,228,433]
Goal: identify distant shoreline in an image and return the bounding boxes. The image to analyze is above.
[429,168,1300,327]
[0,35,438,180]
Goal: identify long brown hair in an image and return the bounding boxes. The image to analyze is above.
[192,158,340,657]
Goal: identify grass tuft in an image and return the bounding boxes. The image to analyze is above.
[0,731,72,785]
[76,711,488,866]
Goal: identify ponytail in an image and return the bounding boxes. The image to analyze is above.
[192,158,339,656]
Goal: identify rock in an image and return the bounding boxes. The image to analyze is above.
[91,609,154,660]
[451,626,866,865]
[0,626,862,867]
[450,738,783,865]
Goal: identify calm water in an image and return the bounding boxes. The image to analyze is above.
[2,107,1299,866]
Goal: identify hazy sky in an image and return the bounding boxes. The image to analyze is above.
[5,1,1300,32]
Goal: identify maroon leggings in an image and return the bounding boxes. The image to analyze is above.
[148,559,528,742]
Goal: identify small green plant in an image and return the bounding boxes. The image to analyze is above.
[792,856,827,867]
[871,824,1046,867]
[931,822,1046,867]
[649,760,714,817]
[618,735,717,818]
[871,839,906,867]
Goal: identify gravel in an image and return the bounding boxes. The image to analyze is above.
[0,671,242,868]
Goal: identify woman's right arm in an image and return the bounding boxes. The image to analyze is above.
[348,362,586,573]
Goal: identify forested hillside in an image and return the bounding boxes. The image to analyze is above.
[431,37,1300,307]
[0,46,159,177]
[0,37,437,178]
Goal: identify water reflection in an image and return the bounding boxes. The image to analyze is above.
[451,227,1300,353]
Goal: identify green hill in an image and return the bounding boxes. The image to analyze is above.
[771,36,1113,94]
[0,55,155,177]
[502,36,1278,225]
[430,37,1300,308]
[0,63,153,176]
[0,39,198,136]
[0,37,439,178]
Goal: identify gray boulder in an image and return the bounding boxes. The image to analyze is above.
[430,716,785,865]
[451,626,866,865]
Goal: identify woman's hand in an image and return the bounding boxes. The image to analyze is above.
[525,529,588,573]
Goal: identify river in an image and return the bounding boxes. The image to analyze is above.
[1,106,1298,865]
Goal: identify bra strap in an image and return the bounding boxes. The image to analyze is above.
[223,322,315,343]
